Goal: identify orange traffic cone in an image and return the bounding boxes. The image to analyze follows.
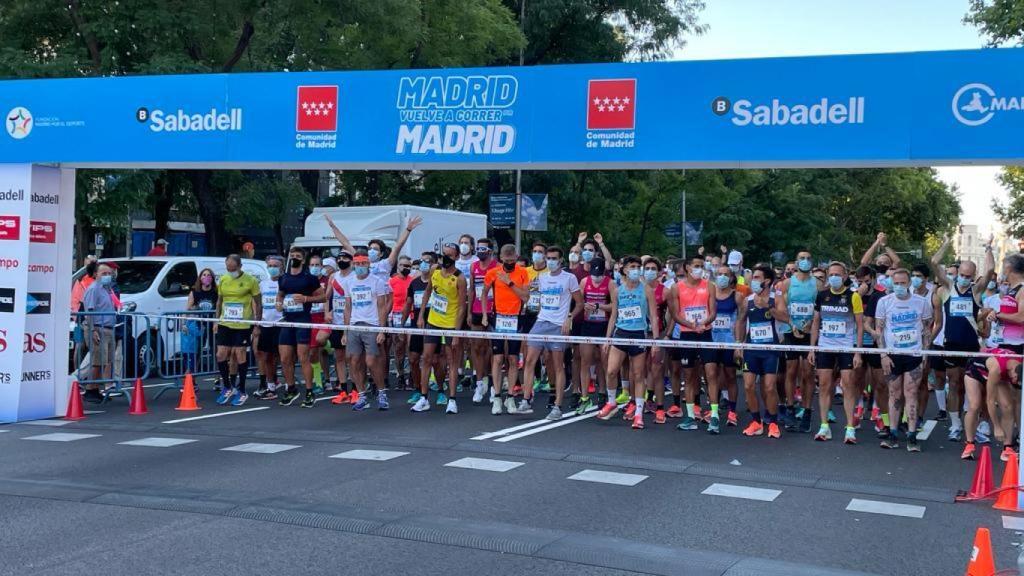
[64,381,85,421]
[993,452,1020,512]
[175,373,201,411]
[966,445,996,500]
[128,378,148,415]
[965,527,996,576]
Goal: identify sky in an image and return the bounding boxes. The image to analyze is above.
[671,0,1008,236]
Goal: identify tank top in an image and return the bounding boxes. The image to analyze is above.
[615,281,647,332]
[746,294,778,344]
[676,279,709,335]
[653,282,667,334]
[1002,284,1024,346]
[582,275,611,323]
[816,287,861,349]
[938,284,979,346]
[712,292,738,343]
[328,272,349,325]
[471,259,498,314]
[390,274,414,313]
[427,268,461,329]
[786,274,817,333]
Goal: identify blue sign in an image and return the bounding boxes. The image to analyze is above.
[521,194,548,231]
[0,48,1022,167]
[664,222,682,240]
[683,221,703,246]
[489,194,516,228]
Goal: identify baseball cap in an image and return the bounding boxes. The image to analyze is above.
[727,250,743,266]
[322,257,338,269]
[242,241,254,251]
[337,250,353,259]
[155,238,167,246]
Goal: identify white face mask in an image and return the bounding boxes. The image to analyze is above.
[459,243,471,256]
[690,268,703,280]
[568,252,580,264]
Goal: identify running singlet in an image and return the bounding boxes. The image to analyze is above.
[524,266,549,314]
[455,256,477,281]
[786,274,817,333]
[310,276,328,322]
[615,281,647,332]
[814,287,863,349]
[1001,284,1024,347]
[259,279,281,326]
[328,272,350,326]
[652,282,667,334]
[389,273,414,327]
[875,293,931,352]
[582,275,611,323]
[745,294,778,344]
[427,269,461,329]
[217,272,261,329]
[860,288,885,346]
[984,294,1004,347]
[407,276,428,315]
[712,292,738,343]
[471,259,498,314]
[936,284,979,346]
[675,279,709,335]
[483,265,530,316]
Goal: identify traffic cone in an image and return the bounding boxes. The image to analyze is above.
[128,378,148,415]
[64,381,85,421]
[175,373,201,411]
[965,527,996,576]
[966,445,996,500]
[992,452,1020,512]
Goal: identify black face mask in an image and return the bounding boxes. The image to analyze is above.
[502,261,515,272]
[400,267,411,276]
[441,255,455,269]
[876,264,890,275]
[337,260,351,270]
[289,258,303,269]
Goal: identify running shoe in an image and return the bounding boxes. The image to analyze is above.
[231,392,248,407]
[436,392,449,406]
[844,428,857,445]
[615,390,630,405]
[782,409,797,432]
[852,406,864,428]
[446,399,459,415]
[429,380,439,392]
[504,396,518,415]
[624,402,637,419]
[794,407,805,420]
[676,416,698,431]
[587,380,596,395]
[814,425,832,441]
[252,388,269,400]
[667,405,683,418]
[456,382,464,393]
[216,387,236,406]
[301,391,315,408]
[936,409,949,422]
[511,384,523,396]
[597,401,620,420]
[907,436,921,453]
[491,396,503,415]
[536,379,551,393]
[767,423,781,439]
[405,391,421,405]
[976,429,991,444]
[332,391,350,405]
[644,402,656,415]
[961,442,977,461]
[262,388,278,401]
[575,396,594,416]
[1002,446,1016,462]
[707,416,720,435]
[312,385,324,396]
[568,394,581,414]
[472,381,487,404]
[546,406,562,421]
[632,414,644,430]
[870,406,880,421]
[515,399,534,415]
[352,394,370,411]
[742,421,764,437]
[879,434,899,449]
[411,396,431,412]
[948,427,963,442]
[278,388,299,406]
[655,409,667,424]
[377,391,389,411]
[827,409,836,423]
[798,410,812,434]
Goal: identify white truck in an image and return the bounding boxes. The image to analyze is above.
[291,205,487,257]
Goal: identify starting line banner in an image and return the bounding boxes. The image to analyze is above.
[1,48,1023,169]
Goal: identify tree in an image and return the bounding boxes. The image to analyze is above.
[993,167,1024,238]
[965,0,1024,45]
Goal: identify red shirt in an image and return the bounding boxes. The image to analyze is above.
[389,273,414,313]
[147,246,167,256]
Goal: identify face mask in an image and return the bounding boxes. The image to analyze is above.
[309,266,322,276]
[582,250,595,263]
[946,274,955,283]
[337,260,351,270]
[988,281,997,291]
[367,248,380,262]
[828,274,843,290]
[956,275,972,289]
[531,252,544,264]
[419,262,431,273]
[1000,284,1010,296]
[502,261,515,272]
[644,270,658,282]
[876,264,890,275]
[266,268,279,278]
[911,276,923,289]
[400,267,411,276]
[289,258,302,269]
[850,280,861,291]
[715,275,730,289]
[201,275,213,286]
[894,284,909,297]
[568,252,580,264]
[884,276,894,290]
[546,259,560,271]
[690,268,703,280]
[751,280,764,293]
[100,275,113,287]
[627,269,641,282]
[785,270,794,278]
[476,246,490,258]
[666,269,676,280]
[229,270,241,279]
[797,258,812,272]
[353,266,368,276]
[613,271,622,283]
[729,264,741,274]
[442,255,455,269]
[459,243,471,256]
[876,273,887,285]
[704,262,714,271]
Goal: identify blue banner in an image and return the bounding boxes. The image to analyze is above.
[489,193,516,228]
[0,48,1022,167]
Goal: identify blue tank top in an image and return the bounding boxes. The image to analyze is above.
[746,295,778,344]
[941,284,979,346]
[615,281,648,332]
[712,292,738,343]
[785,274,818,333]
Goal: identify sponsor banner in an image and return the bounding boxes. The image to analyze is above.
[488,194,516,229]
[0,48,1020,167]
[0,165,31,423]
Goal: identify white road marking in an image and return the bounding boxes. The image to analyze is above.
[702,483,781,502]
[568,469,647,487]
[846,498,925,519]
[0,429,10,433]
[221,443,300,454]
[23,433,101,442]
[1002,515,1024,530]
[471,405,600,440]
[83,410,106,415]
[494,410,600,442]
[314,396,338,404]
[916,420,937,441]
[162,407,269,424]
[21,420,71,427]
[119,437,198,448]
[444,457,524,472]
[330,449,408,461]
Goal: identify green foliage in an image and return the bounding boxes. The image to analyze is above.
[993,167,1024,238]
[965,0,1024,46]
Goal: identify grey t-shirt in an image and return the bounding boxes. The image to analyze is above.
[82,281,116,327]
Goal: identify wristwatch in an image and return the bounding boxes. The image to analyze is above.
[506,280,514,287]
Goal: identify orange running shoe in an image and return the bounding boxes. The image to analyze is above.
[587,380,596,395]
[742,421,764,437]
[852,406,864,428]
[632,414,644,430]
[870,406,880,421]
[597,401,620,421]
[767,422,781,438]
[624,402,637,419]
[666,405,683,418]
[726,410,738,427]
[655,409,667,424]
[331,391,349,405]
[1001,446,1016,462]
[961,442,976,461]
[694,406,705,423]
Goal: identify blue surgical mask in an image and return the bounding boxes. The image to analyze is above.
[546,259,560,271]
[100,275,113,287]
[613,270,622,283]
[894,284,909,297]
[828,274,843,289]
[750,280,763,293]
[627,269,640,282]
[267,266,280,278]
[367,248,380,262]
[988,281,997,291]
[582,250,595,263]
[666,269,676,280]
[355,266,369,276]
[309,266,322,276]
[644,269,658,282]
[911,276,923,289]
[946,274,955,283]
[715,275,729,289]
[797,258,812,272]
[531,252,544,264]
[957,275,972,289]
[850,280,860,291]
[419,261,431,273]
[883,276,893,290]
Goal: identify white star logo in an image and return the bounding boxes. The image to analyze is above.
[302,102,309,110]
[602,97,611,106]
[314,108,321,116]
[617,104,625,112]
[592,98,600,106]
[612,97,620,105]
[327,102,334,110]
[305,109,312,116]
[598,105,605,112]
[622,97,630,105]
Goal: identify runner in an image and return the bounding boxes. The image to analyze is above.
[521,242,550,399]
[853,265,889,437]
[306,253,328,394]
[403,252,436,407]
[517,246,583,419]
[576,257,612,415]
[737,265,788,439]
[468,238,499,404]
[253,256,283,400]
[324,251,354,404]
[875,269,933,452]
[341,253,391,412]
[808,261,864,443]
[642,257,673,424]
[214,254,262,407]
[413,243,467,414]
[995,253,1024,357]
[597,256,660,429]
[708,264,744,429]
[909,263,940,420]
[775,250,821,433]
[962,347,1021,461]
[481,244,530,415]
[389,255,415,390]
[275,247,324,408]
[667,255,718,431]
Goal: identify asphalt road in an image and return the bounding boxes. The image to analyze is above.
[1,375,1022,576]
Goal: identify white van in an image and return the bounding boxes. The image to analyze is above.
[72,256,268,376]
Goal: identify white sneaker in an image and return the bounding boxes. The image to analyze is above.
[504,396,518,414]
[491,396,503,415]
[411,397,431,412]
[515,399,534,415]
[472,381,487,403]
[446,398,459,415]
[978,420,992,436]
[546,406,562,421]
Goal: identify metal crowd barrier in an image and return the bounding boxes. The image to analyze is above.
[71,311,152,404]
[154,309,219,399]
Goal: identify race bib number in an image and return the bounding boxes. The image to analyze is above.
[310,302,324,314]
[262,294,276,308]
[950,297,973,318]
[475,283,484,301]
[821,319,847,338]
[619,305,642,322]
[332,295,346,314]
[541,292,560,310]
[990,322,1004,344]
[495,314,518,334]
[892,326,919,349]
[284,295,302,313]
[390,312,404,328]
[712,315,734,332]
[672,323,682,339]
[862,331,875,346]
[528,293,541,310]
[351,287,373,307]
[749,322,773,344]
[586,305,606,321]
[684,306,707,325]
[413,290,425,309]
[223,302,244,321]
[789,302,814,328]
[432,294,449,314]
